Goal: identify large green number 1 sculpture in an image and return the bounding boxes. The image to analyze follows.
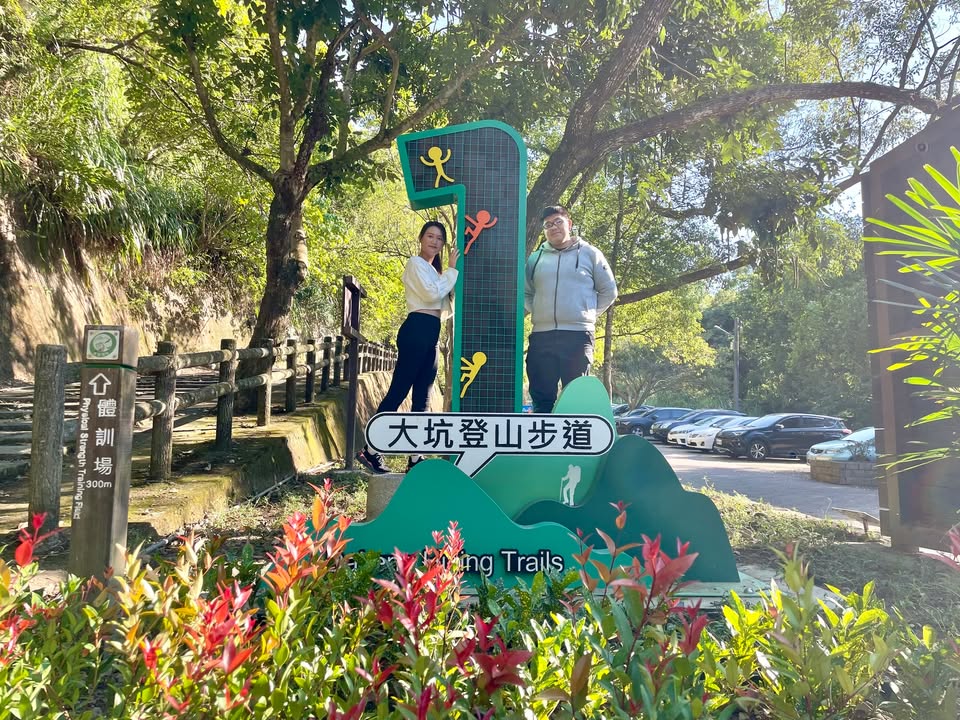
[350,120,743,588]
[397,121,527,412]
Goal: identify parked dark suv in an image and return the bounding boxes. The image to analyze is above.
[616,407,690,436]
[650,409,745,442]
[714,413,850,460]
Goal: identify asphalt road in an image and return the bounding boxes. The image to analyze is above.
[654,442,880,521]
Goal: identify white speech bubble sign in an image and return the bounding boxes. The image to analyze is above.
[364,413,615,476]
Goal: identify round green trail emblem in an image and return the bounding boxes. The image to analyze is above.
[88,330,119,359]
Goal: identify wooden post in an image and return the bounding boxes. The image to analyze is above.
[345,335,360,470]
[150,340,177,483]
[305,338,316,403]
[215,338,237,451]
[341,275,366,470]
[320,335,332,393]
[28,344,66,534]
[333,336,343,387]
[285,338,298,413]
[256,338,274,427]
[69,326,138,579]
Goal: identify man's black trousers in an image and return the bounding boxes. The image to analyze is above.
[526,329,594,413]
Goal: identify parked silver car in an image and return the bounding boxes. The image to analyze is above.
[806,427,876,463]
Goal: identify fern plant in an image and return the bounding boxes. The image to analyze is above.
[865,146,960,471]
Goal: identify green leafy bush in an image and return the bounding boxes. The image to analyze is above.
[1,487,958,718]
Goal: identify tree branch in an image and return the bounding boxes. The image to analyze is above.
[616,253,755,305]
[567,0,678,136]
[49,38,146,68]
[183,42,275,186]
[263,0,294,168]
[292,21,322,121]
[899,1,936,88]
[293,20,357,185]
[337,36,362,156]
[594,82,944,159]
[323,15,530,176]
[358,15,400,136]
[646,196,717,220]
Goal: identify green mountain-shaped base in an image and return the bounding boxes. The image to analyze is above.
[346,460,609,586]
[516,434,739,581]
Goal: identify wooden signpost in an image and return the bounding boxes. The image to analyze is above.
[69,325,138,578]
[343,276,365,470]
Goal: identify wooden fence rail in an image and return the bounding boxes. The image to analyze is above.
[24,334,397,528]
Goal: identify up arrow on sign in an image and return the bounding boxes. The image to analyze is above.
[88,373,112,396]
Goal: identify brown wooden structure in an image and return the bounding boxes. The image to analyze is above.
[21,331,397,531]
[861,107,960,550]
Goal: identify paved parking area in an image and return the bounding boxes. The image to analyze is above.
[654,442,880,521]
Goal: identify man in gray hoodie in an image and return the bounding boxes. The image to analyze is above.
[524,205,618,413]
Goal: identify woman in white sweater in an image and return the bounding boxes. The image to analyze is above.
[356,221,460,474]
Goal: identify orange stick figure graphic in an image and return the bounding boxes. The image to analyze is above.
[463,210,498,254]
[418,146,454,188]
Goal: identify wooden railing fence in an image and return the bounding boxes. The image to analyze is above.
[26,335,397,526]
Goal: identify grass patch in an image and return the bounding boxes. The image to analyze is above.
[700,484,960,637]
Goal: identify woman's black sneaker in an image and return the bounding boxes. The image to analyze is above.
[356,448,389,474]
[407,455,424,472]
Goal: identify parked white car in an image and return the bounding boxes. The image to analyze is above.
[806,427,876,463]
[686,416,758,452]
[668,415,729,445]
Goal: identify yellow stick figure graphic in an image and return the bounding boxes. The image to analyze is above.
[459,351,487,398]
[419,146,454,188]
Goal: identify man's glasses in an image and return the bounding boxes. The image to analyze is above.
[542,219,566,230]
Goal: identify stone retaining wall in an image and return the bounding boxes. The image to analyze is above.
[809,458,879,487]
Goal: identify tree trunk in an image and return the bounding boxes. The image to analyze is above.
[525,140,594,251]
[602,308,615,396]
[601,157,628,397]
[236,179,308,410]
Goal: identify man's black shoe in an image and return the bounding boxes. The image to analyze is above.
[407,455,424,472]
[356,448,389,474]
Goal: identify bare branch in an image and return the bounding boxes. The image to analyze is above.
[183,42,275,186]
[616,253,755,305]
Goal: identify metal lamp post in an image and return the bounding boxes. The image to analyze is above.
[714,320,740,412]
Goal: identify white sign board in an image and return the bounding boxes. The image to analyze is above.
[365,412,615,475]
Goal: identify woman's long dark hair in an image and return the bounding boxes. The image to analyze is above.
[419,220,447,273]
